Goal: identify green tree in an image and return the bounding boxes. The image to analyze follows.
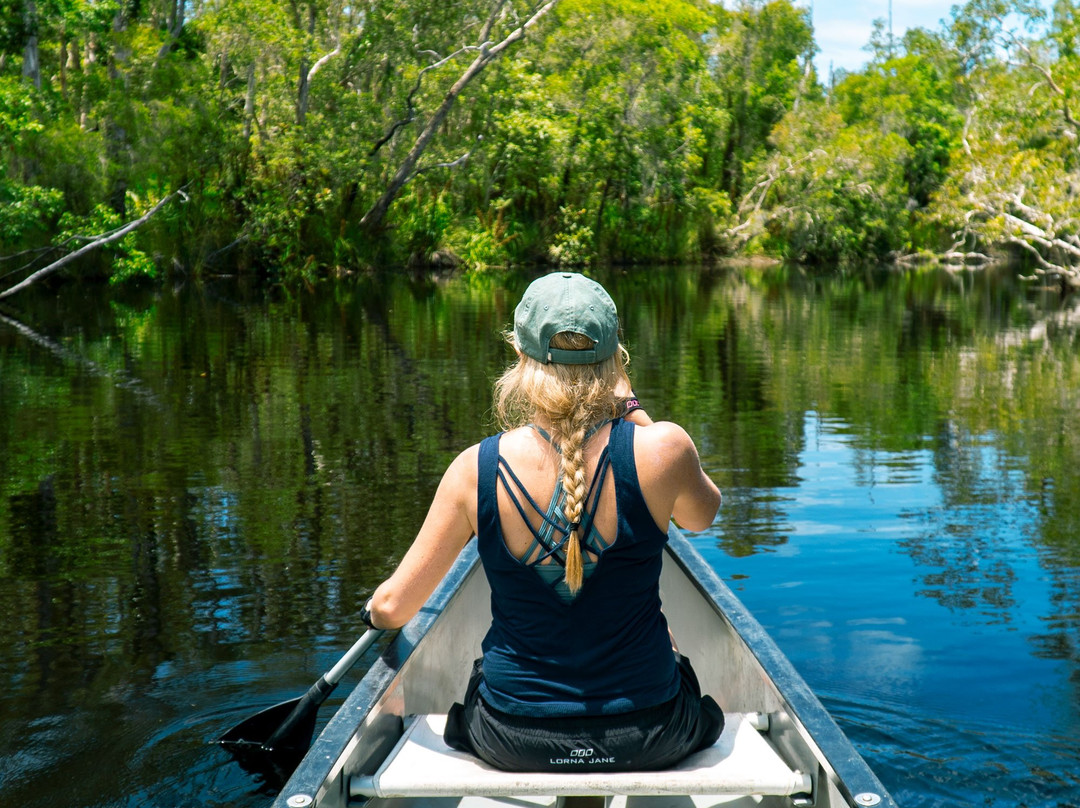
[920,0,1080,283]
[444,0,729,265]
[712,0,817,201]
[835,51,962,207]
[736,103,912,263]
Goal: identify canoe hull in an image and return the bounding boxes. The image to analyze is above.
[270,529,896,808]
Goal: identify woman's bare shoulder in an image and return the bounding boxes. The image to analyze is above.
[631,419,696,452]
[434,442,481,500]
[448,442,482,474]
[631,420,720,530]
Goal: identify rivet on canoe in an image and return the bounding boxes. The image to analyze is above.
[854,794,881,806]
[286,795,314,808]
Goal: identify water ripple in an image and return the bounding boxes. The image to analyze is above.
[826,691,1080,807]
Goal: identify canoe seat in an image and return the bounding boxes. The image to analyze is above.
[349,713,812,800]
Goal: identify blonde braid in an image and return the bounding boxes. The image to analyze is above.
[559,421,590,593]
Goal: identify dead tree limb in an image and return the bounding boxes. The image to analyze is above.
[0,191,179,300]
[368,44,484,157]
[722,150,825,247]
[409,150,472,182]
[1007,39,1080,130]
[360,0,560,231]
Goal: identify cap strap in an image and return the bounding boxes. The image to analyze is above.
[546,346,600,364]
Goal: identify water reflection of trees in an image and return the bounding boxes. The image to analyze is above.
[898,419,1026,619]
[2,267,1080,727]
[607,267,1080,675]
[0,275,510,726]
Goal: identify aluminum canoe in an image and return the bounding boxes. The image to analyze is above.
[269,527,897,808]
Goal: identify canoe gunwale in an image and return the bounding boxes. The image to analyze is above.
[661,528,898,808]
[271,542,484,808]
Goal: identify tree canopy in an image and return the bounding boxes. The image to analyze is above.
[2,0,1080,286]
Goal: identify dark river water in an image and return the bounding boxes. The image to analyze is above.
[2,266,1079,807]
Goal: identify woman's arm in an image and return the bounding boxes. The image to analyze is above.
[367,445,479,629]
[633,420,721,533]
[667,428,721,531]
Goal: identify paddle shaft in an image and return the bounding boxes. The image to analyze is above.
[263,628,384,751]
[325,628,384,685]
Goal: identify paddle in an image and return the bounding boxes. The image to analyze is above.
[219,628,385,767]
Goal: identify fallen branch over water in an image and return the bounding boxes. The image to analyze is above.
[0,191,180,300]
[892,250,995,270]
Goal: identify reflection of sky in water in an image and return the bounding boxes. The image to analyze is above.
[187,484,250,643]
[696,411,1080,805]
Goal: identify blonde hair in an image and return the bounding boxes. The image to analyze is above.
[494,331,632,593]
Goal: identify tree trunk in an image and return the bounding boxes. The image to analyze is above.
[296,4,316,126]
[243,62,256,140]
[156,0,185,60]
[595,177,611,244]
[106,6,132,216]
[359,0,561,231]
[21,0,41,89]
[59,29,68,98]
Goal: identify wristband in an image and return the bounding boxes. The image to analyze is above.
[618,394,643,419]
[360,597,377,630]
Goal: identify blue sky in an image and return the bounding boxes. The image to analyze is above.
[801,0,956,76]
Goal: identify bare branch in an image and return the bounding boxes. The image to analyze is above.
[480,0,510,43]
[479,0,559,62]
[411,150,471,180]
[369,44,484,157]
[0,243,59,266]
[893,250,994,269]
[1007,40,1080,129]
[1002,212,1080,258]
[943,250,993,265]
[732,150,825,222]
[360,0,562,229]
[307,47,340,83]
[1005,235,1061,269]
[0,192,179,300]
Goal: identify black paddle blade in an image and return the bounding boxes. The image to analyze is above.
[219,697,313,750]
[217,630,381,784]
[219,675,335,771]
[218,697,316,783]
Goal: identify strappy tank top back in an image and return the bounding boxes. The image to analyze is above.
[493,421,611,601]
[474,417,679,717]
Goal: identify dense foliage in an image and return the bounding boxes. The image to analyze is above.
[2,0,1080,284]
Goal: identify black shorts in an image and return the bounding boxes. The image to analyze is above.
[443,654,724,773]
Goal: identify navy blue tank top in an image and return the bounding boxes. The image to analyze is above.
[475,417,679,717]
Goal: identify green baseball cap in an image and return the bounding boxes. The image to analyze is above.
[514,272,619,365]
